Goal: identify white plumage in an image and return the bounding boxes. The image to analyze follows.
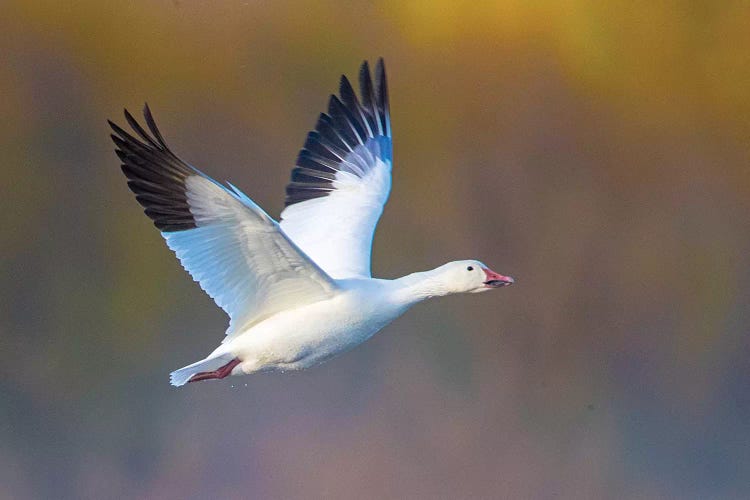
[109,59,514,386]
[280,155,391,279]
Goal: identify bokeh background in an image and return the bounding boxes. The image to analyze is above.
[2,1,749,498]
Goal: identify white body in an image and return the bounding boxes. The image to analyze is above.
[216,278,409,375]
[168,262,509,386]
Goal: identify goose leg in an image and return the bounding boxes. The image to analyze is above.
[188,358,241,383]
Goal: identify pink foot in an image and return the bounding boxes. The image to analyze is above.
[188,358,241,383]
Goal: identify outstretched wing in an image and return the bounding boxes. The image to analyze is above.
[110,105,338,335]
[280,59,392,279]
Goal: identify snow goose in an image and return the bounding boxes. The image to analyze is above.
[109,59,514,387]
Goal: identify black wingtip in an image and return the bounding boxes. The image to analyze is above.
[284,59,392,208]
[360,60,370,76]
[141,103,169,150]
[109,104,198,232]
[374,59,389,136]
[375,58,386,82]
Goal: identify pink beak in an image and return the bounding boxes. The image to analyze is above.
[482,267,515,288]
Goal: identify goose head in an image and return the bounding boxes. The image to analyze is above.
[438,260,515,294]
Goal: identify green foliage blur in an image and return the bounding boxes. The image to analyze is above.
[2,1,749,498]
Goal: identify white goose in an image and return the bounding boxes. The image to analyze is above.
[110,59,514,387]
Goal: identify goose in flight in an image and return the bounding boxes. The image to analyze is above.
[109,59,514,387]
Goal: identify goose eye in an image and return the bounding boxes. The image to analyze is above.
[467,266,474,271]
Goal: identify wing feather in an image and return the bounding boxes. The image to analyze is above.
[280,59,392,279]
[111,105,338,335]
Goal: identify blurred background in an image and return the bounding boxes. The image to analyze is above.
[2,1,749,498]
